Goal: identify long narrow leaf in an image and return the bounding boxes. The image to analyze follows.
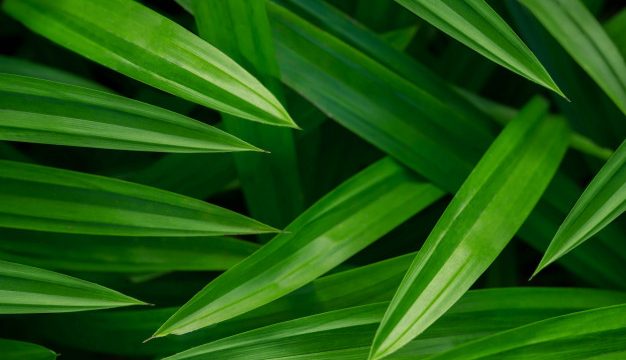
[429,304,626,360]
[521,0,626,115]
[2,0,296,127]
[193,0,304,229]
[535,139,626,275]
[370,99,569,359]
[163,288,626,359]
[0,160,276,236]
[0,74,259,152]
[0,229,259,273]
[395,0,563,96]
[154,158,444,337]
[0,260,143,313]
[0,338,56,360]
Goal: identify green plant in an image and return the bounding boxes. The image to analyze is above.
[0,0,624,359]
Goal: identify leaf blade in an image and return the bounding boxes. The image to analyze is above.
[2,0,296,127]
[0,160,276,236]
[154,158,444,336]
[370,99,569,359]
[0,259,143,313]
[0,74,260,153]
[535,139,626,275]
[395,0,563,96]
[0,338,56,360]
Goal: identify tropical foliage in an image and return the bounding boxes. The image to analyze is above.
[0,0,624,359]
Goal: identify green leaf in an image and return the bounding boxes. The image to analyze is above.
[0,55,110,91]
[535,139,626,275]
[395,0,563,96]
[380,25,418,51]
[429,304,626,360]
[520,0,626,115]
[0,228,259,273]
[0,259,144,313]
[0,338,56,360]
[2,0,296,127]
[370,99,569,360]
[269,1,492,192]
[193,0,304,229]
[154,158,444,337]
[0,160,276,236]
[163,288,626,359]
[0,74,260,153]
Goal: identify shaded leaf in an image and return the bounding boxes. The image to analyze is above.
[0,74,259,152]
[0,160,276,236]
[395,0,563,96]
[193,0,304,229]
[535,139,626,275]
[2,0,296,127]
[0,338,56,360]
[163,288,626,359]
[0,259,143,313]
[154,158,444,336]
[521,0,626,115]
[370,99,569,359]
[429,304,626,360]
[0,228,259,272]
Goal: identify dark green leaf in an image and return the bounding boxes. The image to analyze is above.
[0,160,276,236]
[0,338,56,360]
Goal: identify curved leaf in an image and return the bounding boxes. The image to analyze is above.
[0,338,56,360]
[521,0,626,115]
[154,158,444,337]
[395,0,563,96]
[0,160,276,236]
[2,0,296,127]
[0,74,259,152]
[535,139,626,275]
[370,99,569,360]
[163,288,626,359]
[429,304,626,360]
[0,259,143,313]
[0,229,259,273]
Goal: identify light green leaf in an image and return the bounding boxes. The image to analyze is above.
[154,158,444,337]
[0,338,56,360]
[0,259,144,313]
[0,74,260,153]
[0,160,276,236]
[370,99,569,360]
[535,139,626,275]
[2,0,296,127]
[429,304,626,360]
[395,0,563,96]
[163,288,626,360]
[521,0,626,115]
[193,0,304,229]
[0,228,259,273]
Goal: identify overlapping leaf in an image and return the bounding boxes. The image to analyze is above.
[370,99,569,359]
[535,140,626,275]
[163,288,626,359]
[154,158,444,337]
[0,160,276,236]
[193,0,304,229]
[0,229,258,273]
[2,0,296,127]
[521,0,626,115]
[0,74,259,152]
[0,259,143,313]
[429,304,626,360]
[395,0,563,96]
[0,338,56,360]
